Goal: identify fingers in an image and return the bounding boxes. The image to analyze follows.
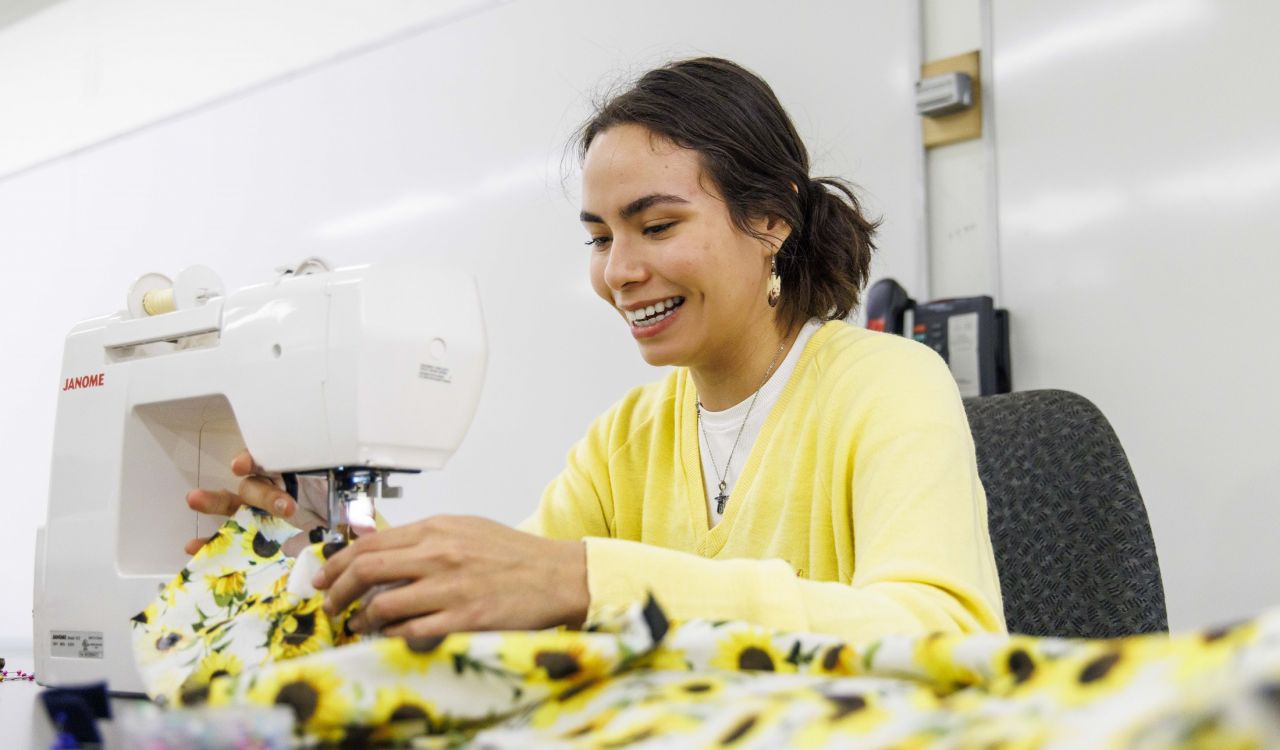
[320,548,427,616]
[230,450,265,477]
[188,478,294,519]
[185,451,295,556]
[350,580,454,635]
[381,610,458,640]
[184,536,214,555]
[347,580,426,632]
[236,475,296,518]
[313,524,427,592]
[186,488,242,516]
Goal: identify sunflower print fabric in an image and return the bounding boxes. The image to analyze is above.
[135,508,1280,748]
[132,507,667,744]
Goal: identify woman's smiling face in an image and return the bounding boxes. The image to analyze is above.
[580,123,780,370]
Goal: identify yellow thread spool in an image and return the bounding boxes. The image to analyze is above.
[141,287,176,316]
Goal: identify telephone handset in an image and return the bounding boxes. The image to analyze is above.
[864,278,914,335]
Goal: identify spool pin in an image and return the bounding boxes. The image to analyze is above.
[127,265,224,318]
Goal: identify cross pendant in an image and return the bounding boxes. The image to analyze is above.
[716,491,729,514]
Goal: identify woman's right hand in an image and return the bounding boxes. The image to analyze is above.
[184,449,328,555]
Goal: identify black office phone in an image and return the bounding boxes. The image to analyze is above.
[910,296,1011,397]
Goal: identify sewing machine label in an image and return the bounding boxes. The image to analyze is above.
[418,363,451,384]
[50,630,104,659]
[61,371,106,391]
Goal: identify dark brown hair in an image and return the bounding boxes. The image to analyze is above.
[574,57,879,333]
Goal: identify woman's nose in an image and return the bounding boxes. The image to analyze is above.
[602,237,649,290]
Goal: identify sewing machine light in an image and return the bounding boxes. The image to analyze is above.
[306,467,414,542]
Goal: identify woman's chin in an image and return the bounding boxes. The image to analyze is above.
[635,339,687,368]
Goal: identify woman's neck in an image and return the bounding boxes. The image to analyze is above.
[690,322,802,411]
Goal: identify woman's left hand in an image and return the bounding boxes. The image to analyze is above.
[312,515,588,637]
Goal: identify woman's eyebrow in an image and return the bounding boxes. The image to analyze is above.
[579,193,690,224]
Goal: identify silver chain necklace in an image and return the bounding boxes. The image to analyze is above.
[697,339,788,515]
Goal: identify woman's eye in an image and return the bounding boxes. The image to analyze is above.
[584,236,611,248]
[643,222,675,236]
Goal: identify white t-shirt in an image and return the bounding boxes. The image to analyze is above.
[698,318,824,526]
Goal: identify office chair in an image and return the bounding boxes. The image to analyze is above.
[963,389,1168,638]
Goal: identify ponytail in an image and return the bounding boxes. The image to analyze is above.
[776,177,879,332]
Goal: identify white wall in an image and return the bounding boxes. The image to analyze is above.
[0,0,66,30]
[0,1,923,643]
[990,0,1280,630]
[0,0,505,178]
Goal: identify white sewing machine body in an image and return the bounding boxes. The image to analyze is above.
[33,261,486,693]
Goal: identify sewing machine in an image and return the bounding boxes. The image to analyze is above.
[32,259,487,694]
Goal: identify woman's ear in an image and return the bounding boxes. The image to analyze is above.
[762,215,792,253]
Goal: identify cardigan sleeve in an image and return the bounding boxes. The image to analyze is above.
[578,342,1006,643]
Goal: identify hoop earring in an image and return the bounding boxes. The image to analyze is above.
[767,255,781,308]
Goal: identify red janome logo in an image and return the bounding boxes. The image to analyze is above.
[62,372,106,391]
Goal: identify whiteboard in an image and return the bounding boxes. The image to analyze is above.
[0,0,922,638]
[991,0,1280,629]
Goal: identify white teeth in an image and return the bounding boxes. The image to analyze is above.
[635,309,675,327]
[623,296,684,325]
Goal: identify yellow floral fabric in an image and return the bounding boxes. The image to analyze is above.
[134,509,1280,748]
[131,508,665,744]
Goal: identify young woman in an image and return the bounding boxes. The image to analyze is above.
[188,57,1005,643]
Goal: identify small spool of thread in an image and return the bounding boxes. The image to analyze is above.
[141,287,176,316]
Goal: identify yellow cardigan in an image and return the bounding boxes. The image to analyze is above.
[522,321,1006,642]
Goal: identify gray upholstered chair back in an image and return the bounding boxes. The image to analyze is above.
[963,389,1167,638]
